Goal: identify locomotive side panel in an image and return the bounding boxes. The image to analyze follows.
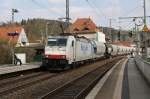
[75,38,94,62]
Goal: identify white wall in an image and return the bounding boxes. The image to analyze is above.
[77,33,96,40]
[16,28,29,47]
[15,53,26,64]
[77,32,106,43]
[96,32,106,43]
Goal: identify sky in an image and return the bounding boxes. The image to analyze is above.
[0,0,150,30]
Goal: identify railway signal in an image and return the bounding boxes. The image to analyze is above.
[142,24,149,33]
[7,32,19,64]
[12,9,19,23]
[9,8,19,64]
[8,32,19,37]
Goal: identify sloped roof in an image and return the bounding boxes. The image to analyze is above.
[0,26,22,44]
[66,18,98,33]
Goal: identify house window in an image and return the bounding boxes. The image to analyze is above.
[83,27,89,31]
[74,28,79,31]
[21,35,27,45]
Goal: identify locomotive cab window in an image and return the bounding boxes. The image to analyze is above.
[72,41,74,47]
[48,39,57,46]
[48,38,67,46]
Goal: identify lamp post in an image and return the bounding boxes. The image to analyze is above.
[132,18,143,56]
[66,0,69,28]
[11,8,19,64]
[143,0,148,58]
[109,19,116,42]
[45,22,50,46]
[8,32,19,64]
[12,9,19,23]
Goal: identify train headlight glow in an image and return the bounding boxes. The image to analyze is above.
[62,55,66,59]
[59,47,66,51]
[45,55,49,58]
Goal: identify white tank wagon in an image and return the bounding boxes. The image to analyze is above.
[116,45,135,55]
[117,45,126,55]
[126,46,132,54]
[121,46,126,54]
[94,41,106,58]
[111,44,119,56]
[109,43,135,56]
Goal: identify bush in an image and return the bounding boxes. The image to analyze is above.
[0,44,12,64]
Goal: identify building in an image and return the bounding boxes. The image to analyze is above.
[0,26,29,47]
[66,18,98,33]
[100,27,132,42]
[65,18,106,43]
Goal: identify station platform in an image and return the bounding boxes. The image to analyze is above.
[0,63,41,75]
[86,57,150,99]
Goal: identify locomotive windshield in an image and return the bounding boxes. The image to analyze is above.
[48,38,67,46]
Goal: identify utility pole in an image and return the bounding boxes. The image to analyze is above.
[66,0,69,28]
[143,0,148,58]
[137,24,141,55]
[118,26,121,41]
[59,0,70,33]
[109,19,112,42]
[143,0,146,24]
[109,19,116,42]
[45,22,49,46]
[133,20,141,55]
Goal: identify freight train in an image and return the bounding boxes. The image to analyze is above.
[41,35,134,70]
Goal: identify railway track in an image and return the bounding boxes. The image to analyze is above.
[1,56,123,99]
[39,59,120,99]
[0,71,57,97]
[0,68,40,80]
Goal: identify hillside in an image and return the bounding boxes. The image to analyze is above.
[21,18,68,42]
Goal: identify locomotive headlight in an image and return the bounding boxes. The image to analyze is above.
[45,55,49,58]
[59,47,66,51]
[62,55,66,59]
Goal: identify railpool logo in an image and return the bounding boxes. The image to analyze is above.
[81,44,88,52]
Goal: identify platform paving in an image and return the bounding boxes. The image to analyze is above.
[0,63,41,75]
[122,58,150,99]
[86,57,150,99]
[86,58,127,99]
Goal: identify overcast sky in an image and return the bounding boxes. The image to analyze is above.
[0,0,150,30]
